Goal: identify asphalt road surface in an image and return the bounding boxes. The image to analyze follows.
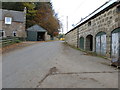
[2,41,118,88]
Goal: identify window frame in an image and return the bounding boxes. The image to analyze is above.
[12,31,17,37]
[0,30,6,37]
[5,17,12,24]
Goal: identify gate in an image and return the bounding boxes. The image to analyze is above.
[96,32,106,55]
[111,28,120,59]
[79,37,84,49]
[86,35,93,51]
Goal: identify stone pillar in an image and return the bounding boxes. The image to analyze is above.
[84,36,86,50]
[77,28,80,48]
[106,32,111,58]
[93,35,96,52]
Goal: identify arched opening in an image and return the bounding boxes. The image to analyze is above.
[95,32,106,55]
[79,37,84,49]
[111,28,120,59]
[86,35,93,51]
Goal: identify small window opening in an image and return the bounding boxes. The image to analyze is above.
[88,21,91,26]
[117,5,120,12]
[13,31,17,37]
[0,30,5,37]
[5,17,12,24]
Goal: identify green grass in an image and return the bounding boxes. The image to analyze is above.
[1,38,22,47]
[63,42,108,60]
[14,40,21,43]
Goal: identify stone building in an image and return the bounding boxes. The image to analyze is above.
[65,0,120,60]
[65,28,78,47]
[0,9,26,38]
[27,24,50,41]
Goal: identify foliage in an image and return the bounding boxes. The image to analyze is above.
[14,40,21,43]
[23,2,37,28]
[34,2,60,36]
[58,34,63,39]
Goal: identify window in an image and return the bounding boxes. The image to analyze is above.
[13,31,17,37]
[88,21,91,26]
[0,30,5,37]
[117,5,120,12]
[5,17,12,24]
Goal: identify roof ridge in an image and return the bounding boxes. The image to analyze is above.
[0,9,24,13]
[27,24,47,32]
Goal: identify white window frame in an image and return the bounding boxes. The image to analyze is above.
[0,30,6,37]
[13,31,17,37]
[5,17,12,24]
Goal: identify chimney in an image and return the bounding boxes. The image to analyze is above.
[24,7,27,13]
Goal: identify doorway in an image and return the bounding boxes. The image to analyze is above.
[79,37,84,49]
[86,35,93,51]
[37,32,45,41]
[95,32,106,55]
[111,28,120,59]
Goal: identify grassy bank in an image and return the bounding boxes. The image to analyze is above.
[63,42,109,60]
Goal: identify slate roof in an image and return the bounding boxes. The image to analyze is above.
[0,9,25,22]
[27,25,47,32]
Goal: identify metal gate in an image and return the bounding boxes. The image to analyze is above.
[111,28,120,59]
[96,32,106,55]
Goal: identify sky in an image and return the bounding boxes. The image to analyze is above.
[51,0,109,34]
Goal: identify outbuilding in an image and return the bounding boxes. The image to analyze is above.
[27,24,50,41]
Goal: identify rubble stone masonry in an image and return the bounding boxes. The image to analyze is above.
[65,2,120,58]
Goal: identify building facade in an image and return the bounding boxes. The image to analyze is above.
[65,28,78,47]
[65,0,120,60]
[0,9,26,38]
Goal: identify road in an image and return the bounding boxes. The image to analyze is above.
[2,41,118,88]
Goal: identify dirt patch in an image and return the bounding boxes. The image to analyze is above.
[99,62,111,66]
[1,41,39,54]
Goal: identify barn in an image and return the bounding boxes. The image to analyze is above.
[65,0,120,60]
[27,25,50,41]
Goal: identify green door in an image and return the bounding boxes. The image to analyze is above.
[80,37,84,49]
[27,31,37,41]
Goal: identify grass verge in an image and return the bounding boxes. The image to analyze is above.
[63,42,109,60]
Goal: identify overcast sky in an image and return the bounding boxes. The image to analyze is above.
[51,0,109,33]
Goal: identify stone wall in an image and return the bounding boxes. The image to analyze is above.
[1,21,26,38]
[65,28,78,47]
[78,3,120,58]
[65,2,120,58]
[45,32,50,41]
